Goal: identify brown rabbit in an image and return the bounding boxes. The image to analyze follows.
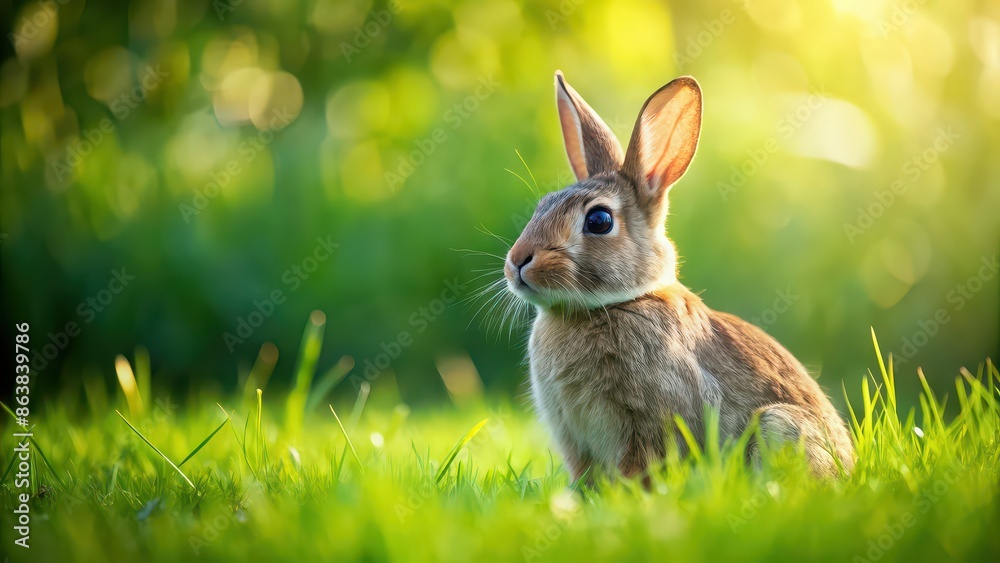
[503,71,855,482]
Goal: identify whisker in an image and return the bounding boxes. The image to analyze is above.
[483,291,514,341]
[452,249,508,262]
[476,225,514,247]
[504,168,539,200]
[462,278,506,306]
[514,149,540,198]
[467,282,509,329]
[463,270,506,286]
[503,293,524,343]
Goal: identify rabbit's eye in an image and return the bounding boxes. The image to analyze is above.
[585,207,613,235]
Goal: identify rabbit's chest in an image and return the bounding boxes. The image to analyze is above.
[528,344,631,465]
[527,308,701,465]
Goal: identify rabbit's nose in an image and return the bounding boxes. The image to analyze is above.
[507,245,533,272]
[505,247,535,287]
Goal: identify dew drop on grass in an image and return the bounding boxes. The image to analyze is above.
[913,426,924,438]
[370,432,385,448]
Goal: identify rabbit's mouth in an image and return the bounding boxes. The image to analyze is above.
[506,273,593,310]
[505,265,557,309]
[505,269,539,301]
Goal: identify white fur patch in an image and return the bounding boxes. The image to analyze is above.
[700,366,723,407]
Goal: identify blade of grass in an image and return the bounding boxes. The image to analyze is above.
[245,342,279,401]
[0,401,27,430]
[114,355,144,417]
[134,347,152,412]
[256,388,271,480]
[673,415,703,464]
[871,328,897,429]
[0,401,66,488]
[436,418,488,484]
[116,410,196,491]
[27,436,66,489]
[917,368,943,433]
[286,311,326,435]
[0,453,16,485]
[843,381,862,439]
[305,355,354,412]
[348,382,371,431]
[218,404,258,482]
[330,404,365,476]
[178,414,231,467]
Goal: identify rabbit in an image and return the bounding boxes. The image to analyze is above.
[502,71,855,483]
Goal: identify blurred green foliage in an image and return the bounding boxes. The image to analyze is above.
[1,0,998,406]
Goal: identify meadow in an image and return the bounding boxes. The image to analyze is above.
[2,0,999,561]
[1,330,998,562]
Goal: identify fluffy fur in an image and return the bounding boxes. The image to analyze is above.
[503,71,854,482]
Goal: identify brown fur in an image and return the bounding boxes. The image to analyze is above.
[504,72,855,482]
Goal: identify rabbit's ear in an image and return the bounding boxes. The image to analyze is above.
[622,77,702,210]
[555,71,624,181]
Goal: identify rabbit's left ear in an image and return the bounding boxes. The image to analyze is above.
[622,77,702,210]
[555,71,624,181]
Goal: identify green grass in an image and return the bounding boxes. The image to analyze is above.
[1,330,998,562]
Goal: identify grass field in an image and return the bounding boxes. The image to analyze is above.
[2,331,998,562]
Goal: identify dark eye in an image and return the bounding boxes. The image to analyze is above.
[585,207,613,235]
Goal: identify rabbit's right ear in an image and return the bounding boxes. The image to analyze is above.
[555,71,624,181]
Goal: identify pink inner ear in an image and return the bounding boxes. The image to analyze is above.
[650,123,684,189]
[634,85,701,192]
[558,98,588,180]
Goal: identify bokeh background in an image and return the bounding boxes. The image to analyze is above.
[1,0,998,410]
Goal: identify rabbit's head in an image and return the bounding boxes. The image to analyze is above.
[504,72,703,310]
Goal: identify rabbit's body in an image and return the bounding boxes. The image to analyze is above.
[530,282,854,479]
[504,72,854,481]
